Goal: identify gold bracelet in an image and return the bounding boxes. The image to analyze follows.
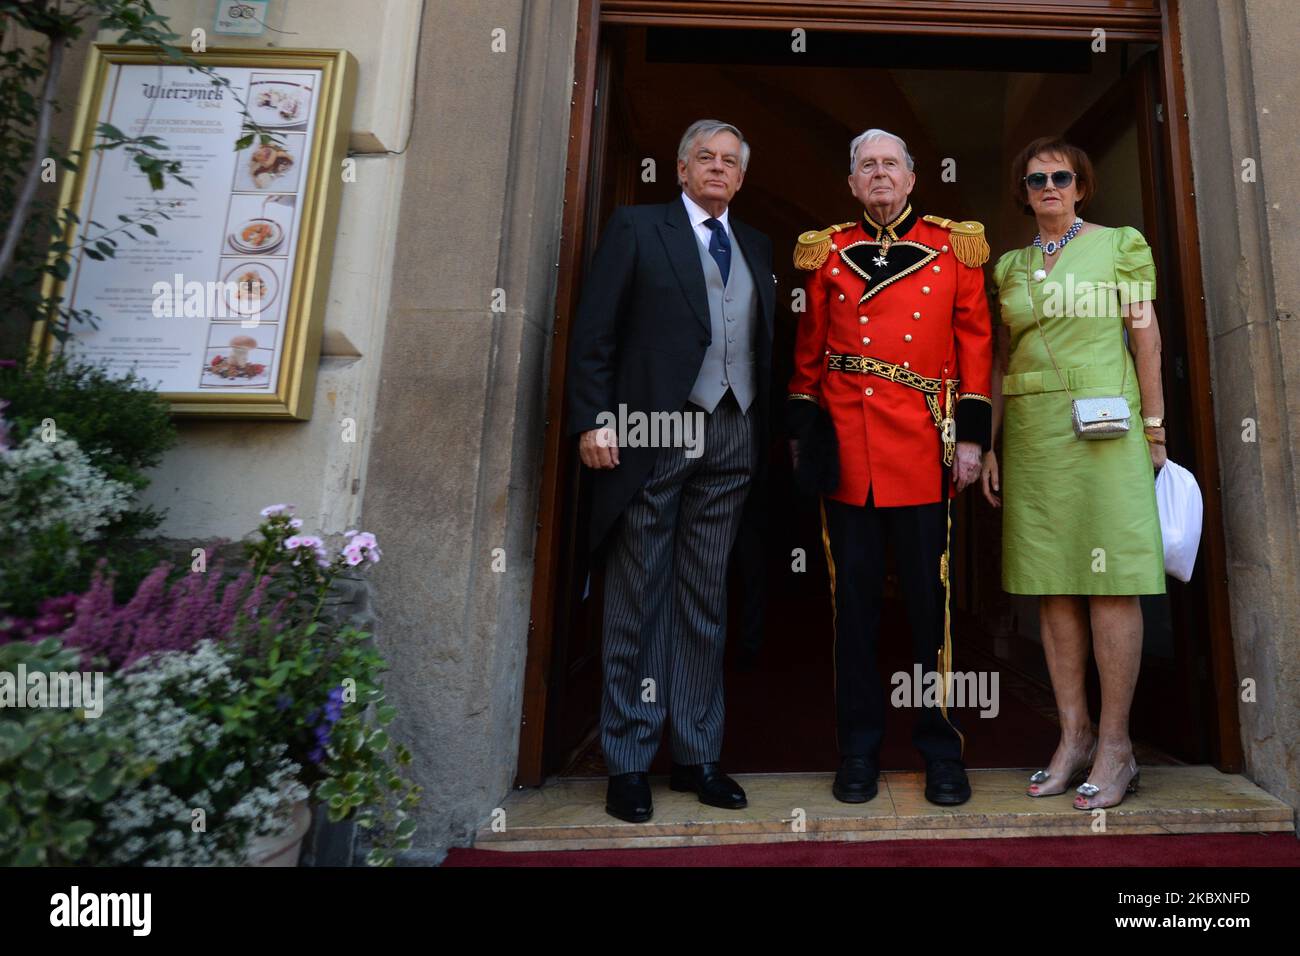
[1144,433,1165,445]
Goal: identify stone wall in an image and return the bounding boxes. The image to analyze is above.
[1179,0,1300,817]
[361,0,579,863]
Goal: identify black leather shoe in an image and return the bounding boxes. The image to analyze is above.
[669,762,747,809]
[925,759,971,806]
[832,756,879,804]
[605,772,653,822]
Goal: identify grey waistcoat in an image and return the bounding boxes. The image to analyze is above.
[688,228,758,413]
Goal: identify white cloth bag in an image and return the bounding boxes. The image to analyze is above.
[1154,459,1203,582]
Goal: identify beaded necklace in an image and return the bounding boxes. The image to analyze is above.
[1033,217,1084,256]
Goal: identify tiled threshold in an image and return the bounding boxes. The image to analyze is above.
[475,766,1295,852]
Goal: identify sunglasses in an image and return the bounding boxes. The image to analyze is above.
[1023,170,1077,190]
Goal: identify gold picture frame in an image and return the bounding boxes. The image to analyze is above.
[29,44,357,420]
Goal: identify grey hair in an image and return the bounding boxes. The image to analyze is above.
[677,119,751,173]
[848,128,914,173]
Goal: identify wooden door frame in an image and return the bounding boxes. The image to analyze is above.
[516,0,1240,787]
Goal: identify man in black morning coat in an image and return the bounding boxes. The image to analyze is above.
[565,119,775,823]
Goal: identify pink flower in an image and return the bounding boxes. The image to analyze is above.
[260,503,296,518]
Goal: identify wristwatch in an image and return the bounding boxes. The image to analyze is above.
[1142,416,1165,429]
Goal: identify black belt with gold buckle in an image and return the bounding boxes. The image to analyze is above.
[825,353,959,465]
[825,353,954,394]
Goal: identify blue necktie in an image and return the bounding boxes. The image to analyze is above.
[705,217,730,285]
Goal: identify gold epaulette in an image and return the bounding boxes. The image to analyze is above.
[922,215,990,268]
[793,221,856,271]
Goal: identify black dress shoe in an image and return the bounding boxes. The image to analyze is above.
[925,759,971,806]
[669,762,747,809]
[832,756,879,804]
[606,772,653,822]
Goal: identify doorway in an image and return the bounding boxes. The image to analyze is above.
[517,5,1238,787]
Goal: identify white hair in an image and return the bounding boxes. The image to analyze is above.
[849,128,914,173]
[677,119,751,173]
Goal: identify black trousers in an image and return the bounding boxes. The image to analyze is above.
[821,492,964,764]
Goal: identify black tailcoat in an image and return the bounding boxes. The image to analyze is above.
[566,199,776,552]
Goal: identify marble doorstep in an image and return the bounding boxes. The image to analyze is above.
[474,767,1295,852]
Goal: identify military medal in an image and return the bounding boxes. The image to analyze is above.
[873,235,891,268]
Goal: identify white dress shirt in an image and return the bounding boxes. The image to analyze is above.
[681,191,731,251]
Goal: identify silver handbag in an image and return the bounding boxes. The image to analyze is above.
[1070,395,1131,440]
[1026,266,1130,440]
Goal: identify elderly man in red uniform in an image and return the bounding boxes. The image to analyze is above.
[787,128,993,806]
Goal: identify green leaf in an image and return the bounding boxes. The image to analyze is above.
[48,762,77,790]
[85,768,118,802]
[0,723,33,761]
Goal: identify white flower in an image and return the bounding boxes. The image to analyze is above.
[0,429,133,540]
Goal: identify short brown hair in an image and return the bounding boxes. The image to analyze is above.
[1011,137,1096,215]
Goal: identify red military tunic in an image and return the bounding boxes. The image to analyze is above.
[788,204,994,506]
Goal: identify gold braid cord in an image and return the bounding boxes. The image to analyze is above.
[922,215,990,268]
[937,379,964,755]
[794,221,856,271]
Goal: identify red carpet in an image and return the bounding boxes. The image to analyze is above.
[444,832,1300,867]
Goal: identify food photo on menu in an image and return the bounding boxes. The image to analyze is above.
[225,193,295,256]
[217,256,283,326]
[201,324,275,387]
[248,73,314,130]
[234,132,305,192]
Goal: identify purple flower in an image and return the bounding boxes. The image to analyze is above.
[274,694,292,712]
[324,686,345,723]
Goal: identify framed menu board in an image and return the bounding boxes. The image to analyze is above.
[31,45,357,419]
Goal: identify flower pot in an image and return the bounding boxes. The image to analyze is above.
[247,799,313,867]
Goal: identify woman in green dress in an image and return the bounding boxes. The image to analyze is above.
[980,137,1167,811]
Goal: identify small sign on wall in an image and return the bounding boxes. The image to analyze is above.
[214,1,270,37]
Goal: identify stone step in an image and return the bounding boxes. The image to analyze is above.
[476,766,1295,852]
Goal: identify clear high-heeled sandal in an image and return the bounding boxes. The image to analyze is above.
[1074,755,1140,810]
[1026,739,1098,797]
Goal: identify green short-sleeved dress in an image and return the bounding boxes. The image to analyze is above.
[993,225,1165,595]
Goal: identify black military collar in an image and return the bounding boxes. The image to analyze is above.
[861,203,918,243]
[838,203,939,304]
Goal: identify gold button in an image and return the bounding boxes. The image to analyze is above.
[904,334,912,342]
[831,242,838,251]
[922,286,931,294]
[903,361,910,369]
[913,311,921,319]
[859,315,868,324]
[941,244,949,253]
[832,267,840,276]
[825,349,831,355]
[932,265,941,273]
[838,293,846,301]
[862,336,870,345]
[865,387,874,396]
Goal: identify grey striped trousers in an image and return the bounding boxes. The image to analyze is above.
[600,391,757,775]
